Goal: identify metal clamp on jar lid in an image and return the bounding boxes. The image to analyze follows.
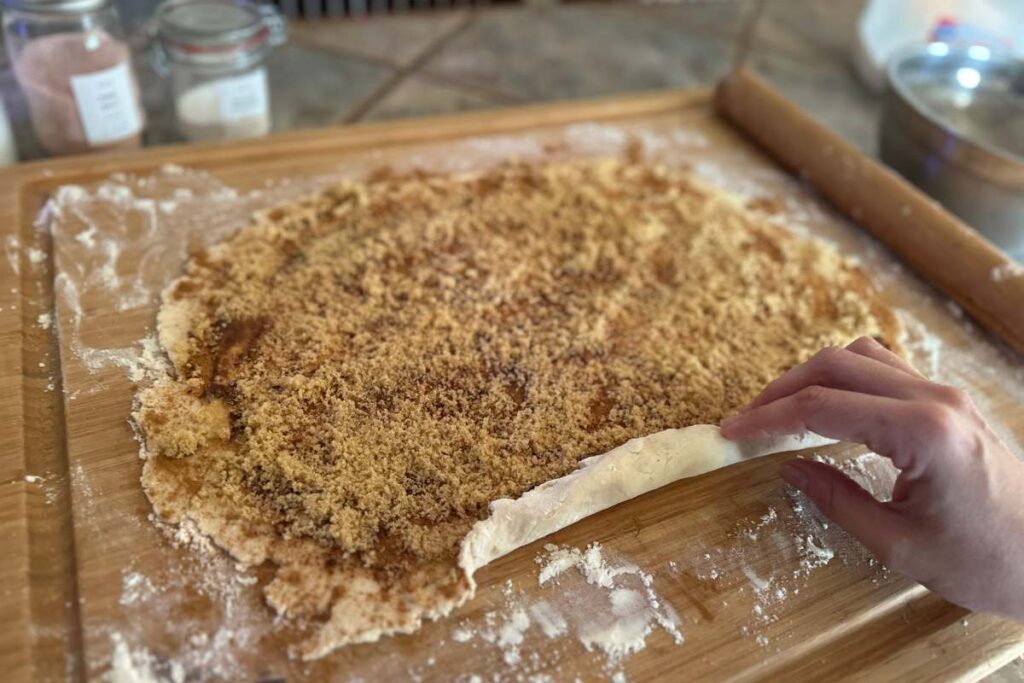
[2,0,108,12]
[155,0,286,143]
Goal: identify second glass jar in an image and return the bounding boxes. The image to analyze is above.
[156,0,285,143]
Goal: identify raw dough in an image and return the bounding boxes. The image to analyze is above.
[134,159,899,658]
[460,425,834,577]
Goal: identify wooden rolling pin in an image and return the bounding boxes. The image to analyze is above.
[715,69,1024,358]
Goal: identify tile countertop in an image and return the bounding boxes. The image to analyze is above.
[2,1,1023,679]
[0,0,882,162]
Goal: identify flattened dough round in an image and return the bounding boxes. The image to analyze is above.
[135,160,899,658]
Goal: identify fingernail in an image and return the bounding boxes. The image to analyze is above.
[720,414,741,434]
[780,461,808,490]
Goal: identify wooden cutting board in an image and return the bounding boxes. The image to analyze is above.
[3,88,1023,683]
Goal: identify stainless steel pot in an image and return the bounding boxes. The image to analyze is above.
[880,43,1024,260]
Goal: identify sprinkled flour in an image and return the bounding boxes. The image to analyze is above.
[106,514,275,682]
[537,543,683,662]
[667,449,899,650]
[448,542,682,681]
[529,601,568,639]
[120,572,158,607]
[26,246,46,265]
[106,633,182,683]
[991,262,1023,283]
[538,544,642,590]
[496,609,530,665]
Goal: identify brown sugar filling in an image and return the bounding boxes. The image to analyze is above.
[137,160,896,586]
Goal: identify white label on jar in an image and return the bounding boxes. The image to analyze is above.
[69,63,141,146]
[216,69,269,122]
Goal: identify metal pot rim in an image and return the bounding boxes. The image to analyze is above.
[886,42,1024,179]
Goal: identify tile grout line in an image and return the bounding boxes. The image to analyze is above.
[616,0,853,75]
[342,10,480,124]
[617,0,746,40]
[288,14,524,107]
[288,31,411,71]
[412,68,527,105]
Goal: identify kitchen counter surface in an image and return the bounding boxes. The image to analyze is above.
[2,0,881,162]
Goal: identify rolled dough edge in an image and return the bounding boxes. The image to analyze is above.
[303,424,832,658]
[459,424,833,579]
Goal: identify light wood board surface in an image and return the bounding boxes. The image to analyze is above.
[2,88,1023,682]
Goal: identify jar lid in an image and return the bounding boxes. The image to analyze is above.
[157,0,268,52]
[1,0,109,12]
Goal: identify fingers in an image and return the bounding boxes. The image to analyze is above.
[845,336,924,379]
[746,344,932,412]
[781,459,908,566]
[722,386,927,475]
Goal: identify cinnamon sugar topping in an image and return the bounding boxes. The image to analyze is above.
[135,160,896,654]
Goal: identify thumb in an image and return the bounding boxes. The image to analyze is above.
[781,459,904,564]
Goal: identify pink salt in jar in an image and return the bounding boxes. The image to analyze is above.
[3,0,145,156]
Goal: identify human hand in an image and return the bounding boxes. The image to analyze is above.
[720,337,1024,621]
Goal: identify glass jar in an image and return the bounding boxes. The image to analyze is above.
[155,0,285,143]
[2,0,144,156]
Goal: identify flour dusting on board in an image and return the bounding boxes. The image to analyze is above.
[536,544,683,661]
[670,450,897,650]
[991,262,1024,283]
[45,165,294,387]
[442,456,893,680]
[440,543,682,681]
[107,633,183,683]
[4,234,21,275]
[106,517,276,682]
